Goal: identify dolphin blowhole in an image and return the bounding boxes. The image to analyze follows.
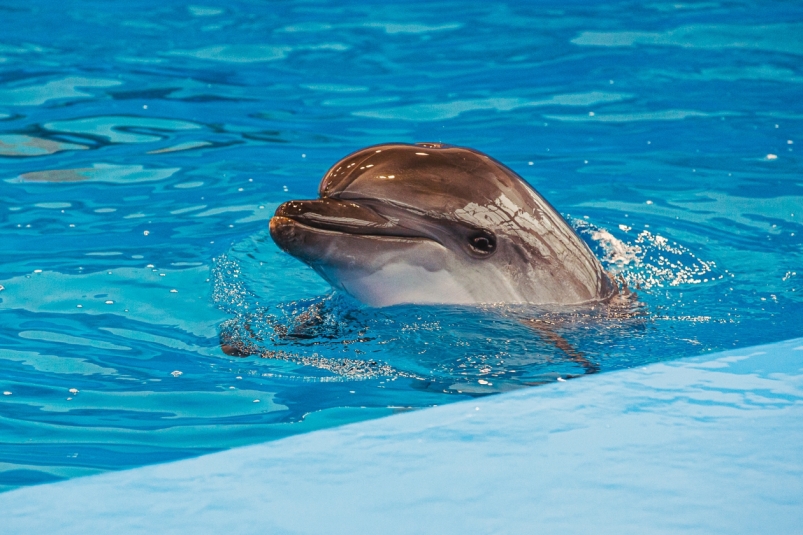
[270,142,617,307]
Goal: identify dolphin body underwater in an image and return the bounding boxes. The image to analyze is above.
[270,142,618,308]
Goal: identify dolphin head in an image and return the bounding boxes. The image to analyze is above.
[270,143,615,307]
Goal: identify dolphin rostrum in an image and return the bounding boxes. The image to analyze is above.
[269,143,617,308]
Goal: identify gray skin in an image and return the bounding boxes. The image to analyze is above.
[270,142,617,308]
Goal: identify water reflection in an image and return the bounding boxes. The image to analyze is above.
[42,116,201,144]
[10,163,180,183]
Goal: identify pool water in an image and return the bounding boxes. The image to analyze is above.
[1,0,801,491]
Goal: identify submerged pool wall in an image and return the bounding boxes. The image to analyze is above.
[2,337,802,534]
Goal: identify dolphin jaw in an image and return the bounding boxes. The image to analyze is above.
[268,214,441,267]
[271,198,441,243]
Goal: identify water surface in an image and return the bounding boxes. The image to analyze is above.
[1,0,801,491]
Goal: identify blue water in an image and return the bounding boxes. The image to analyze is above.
[1,0,801,491]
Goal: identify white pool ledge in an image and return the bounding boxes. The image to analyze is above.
[2,338,802,534]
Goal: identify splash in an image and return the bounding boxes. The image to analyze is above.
[574,219,720,290]
[212,254,405,380]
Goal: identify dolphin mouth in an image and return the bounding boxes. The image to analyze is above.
[271,198,432,240]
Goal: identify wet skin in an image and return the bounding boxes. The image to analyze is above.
[270,142,617,308]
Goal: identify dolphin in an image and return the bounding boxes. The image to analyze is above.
[269,142,617,308]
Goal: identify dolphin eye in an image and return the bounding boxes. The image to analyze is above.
[467,230,497,256]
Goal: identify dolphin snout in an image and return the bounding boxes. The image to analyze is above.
[269,215,301,253]
[272,199,396,234]
[270,198,393,256]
